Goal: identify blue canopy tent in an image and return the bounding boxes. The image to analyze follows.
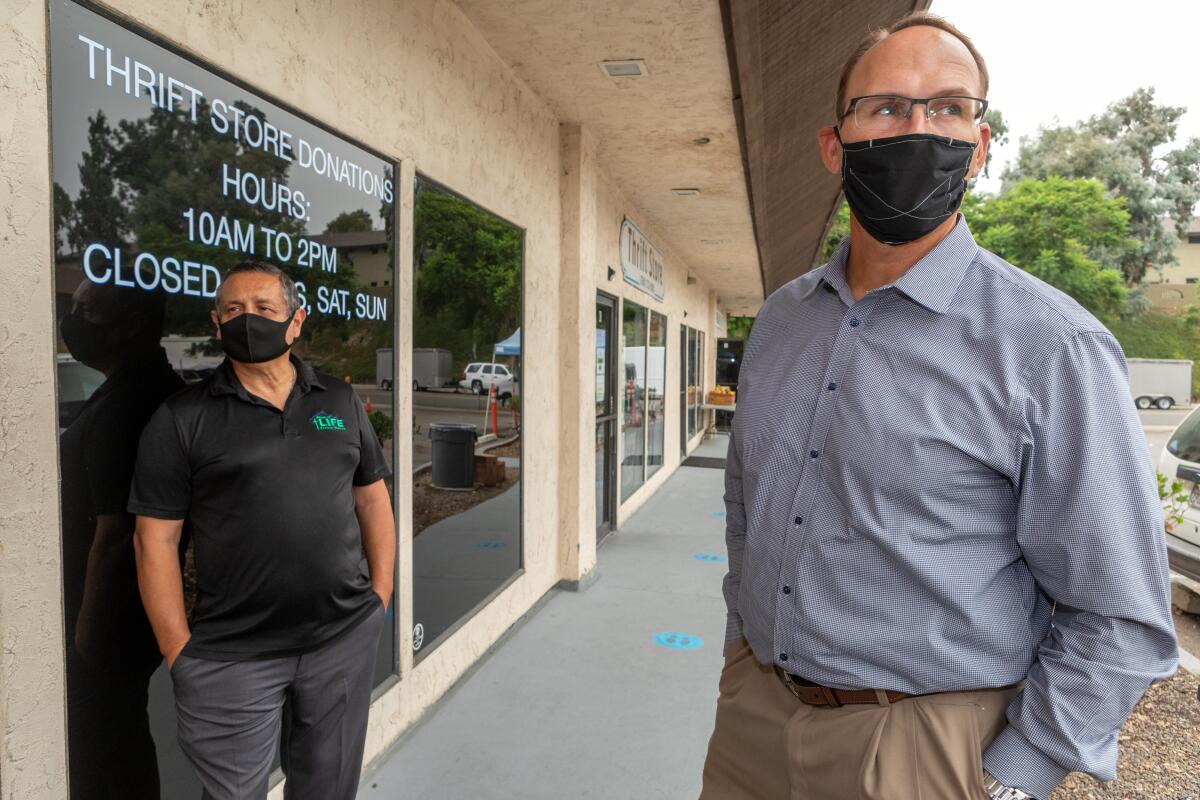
[493,328,521,357]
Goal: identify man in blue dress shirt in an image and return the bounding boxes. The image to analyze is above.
[700,12,1177,800]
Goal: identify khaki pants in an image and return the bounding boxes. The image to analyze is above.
[700,641,1020,800]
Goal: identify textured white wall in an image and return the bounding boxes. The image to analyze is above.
[0,1,726,795]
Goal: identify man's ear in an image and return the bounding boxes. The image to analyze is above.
[287,306,307,345]
[210,308,222,338]
[967,122,991,181]
[818,125,843,175]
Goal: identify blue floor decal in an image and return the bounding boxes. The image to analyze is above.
[693,552,727,563]
[711,511,726,518]
[653,632,704,650]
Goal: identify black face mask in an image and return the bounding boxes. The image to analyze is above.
[60,312,120,365]
[838,131,977,245]
[218,311,295,364]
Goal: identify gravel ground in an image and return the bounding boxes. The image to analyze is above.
[1050,668,1200,800]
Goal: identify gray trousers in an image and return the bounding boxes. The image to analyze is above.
[171,602,385,800]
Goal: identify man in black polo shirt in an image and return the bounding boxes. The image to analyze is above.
[130,261,395,800]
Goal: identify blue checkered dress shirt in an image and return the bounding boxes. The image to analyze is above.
[723,217,1177,798]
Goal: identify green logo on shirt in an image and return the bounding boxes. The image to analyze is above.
[311,412,346,431]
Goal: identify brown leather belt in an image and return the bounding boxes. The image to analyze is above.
[776,667,911,707]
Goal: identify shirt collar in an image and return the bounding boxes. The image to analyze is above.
[209,352,324,399]
[802,215,980,314]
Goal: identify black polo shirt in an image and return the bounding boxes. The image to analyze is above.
[128,355,390,660]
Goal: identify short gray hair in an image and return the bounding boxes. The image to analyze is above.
[216,261,301,316]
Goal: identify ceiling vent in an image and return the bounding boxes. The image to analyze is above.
[671,188,701,196]
[600,59,648,78]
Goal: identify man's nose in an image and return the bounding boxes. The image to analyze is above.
[901,105,933,135]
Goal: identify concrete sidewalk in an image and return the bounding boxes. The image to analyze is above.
[360,435,732,799]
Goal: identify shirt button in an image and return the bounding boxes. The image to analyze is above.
[809,450,819,458]
[827,382,837,391]
[782,586,792,595]
[779,653,789,662]
[794,516,803,525]
[850,318,861,327]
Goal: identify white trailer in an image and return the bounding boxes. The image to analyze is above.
[376,347,453,390]
[412,347,453,391]
[1127,358,1192,410]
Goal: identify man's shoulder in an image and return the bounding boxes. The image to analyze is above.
[760,265,827,319]
[970,246,1110,339]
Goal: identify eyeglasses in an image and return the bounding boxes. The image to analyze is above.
[841,95,988,137]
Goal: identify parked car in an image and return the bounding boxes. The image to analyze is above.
[56,355,105,430]
[459,362,516,398]
[1156,405,1200,582]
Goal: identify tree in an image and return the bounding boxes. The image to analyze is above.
[1002,87,1200,285]
[982,107,1008,178]
[412,187,522,362]
[965,176,1132,322]
[324,209,374,233]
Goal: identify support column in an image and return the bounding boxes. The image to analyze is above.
[556,124,600,590]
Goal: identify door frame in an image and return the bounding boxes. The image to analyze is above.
[595,291,618,543]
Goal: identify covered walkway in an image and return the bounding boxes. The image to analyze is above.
[360,436,731,799]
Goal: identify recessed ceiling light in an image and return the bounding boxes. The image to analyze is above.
[600,59,648,78]
[701,239,723,245]
[693,137,711,145]
[671,188,701,196]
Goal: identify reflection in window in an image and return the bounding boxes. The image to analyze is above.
[645,311,667,479]
[411,176,523,659]
[50,5,397,795]
[621,301,648,501]
[686,327,702,440]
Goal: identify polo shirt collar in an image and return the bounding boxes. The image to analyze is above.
[802,215,979,314]
[209,353,325,399]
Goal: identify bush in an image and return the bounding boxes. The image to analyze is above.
[368,410,393,443]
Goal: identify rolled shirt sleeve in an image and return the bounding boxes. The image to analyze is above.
[352,394,391,486]
[983,330,1178,798]
[127,404,191,520]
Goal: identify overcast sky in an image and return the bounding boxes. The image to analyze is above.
[931,0,1200,194]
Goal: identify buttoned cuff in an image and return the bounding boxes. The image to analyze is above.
[724,611,744,649]
[982,725,1069,800]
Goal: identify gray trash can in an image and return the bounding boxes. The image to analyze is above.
[429,423,477,489]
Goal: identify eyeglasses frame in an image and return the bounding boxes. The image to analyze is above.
[840,95,990,127]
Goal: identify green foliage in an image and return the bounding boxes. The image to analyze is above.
[725,316,755,341]
[412,184,522,365]
[368,409,393,444]
[324,209,374,234]
[981,107,1009,178]
[819,203,850,263]
[1002,87,1200,284]
[1157,471,1189,531]
[964,177,1133,323]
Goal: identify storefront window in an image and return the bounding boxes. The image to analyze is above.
[411,176,523,659]
[686,327,701,439]
[621,301,648,501]
[49,3,397,795]
[645,311,667,479]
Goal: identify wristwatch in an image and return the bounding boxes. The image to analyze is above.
[983,772,1035,800]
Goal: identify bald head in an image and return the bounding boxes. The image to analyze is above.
[836,13,988,119]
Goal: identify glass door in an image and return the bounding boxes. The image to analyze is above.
[595,293,617,544]
[680,325,688,457]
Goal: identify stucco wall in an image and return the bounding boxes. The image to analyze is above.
[1156,239,1200,285]
[0,0,729,795]
[1,2,68,797]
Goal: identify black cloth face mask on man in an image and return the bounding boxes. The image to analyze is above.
[836,129,977,245]
[218,310,295,363]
